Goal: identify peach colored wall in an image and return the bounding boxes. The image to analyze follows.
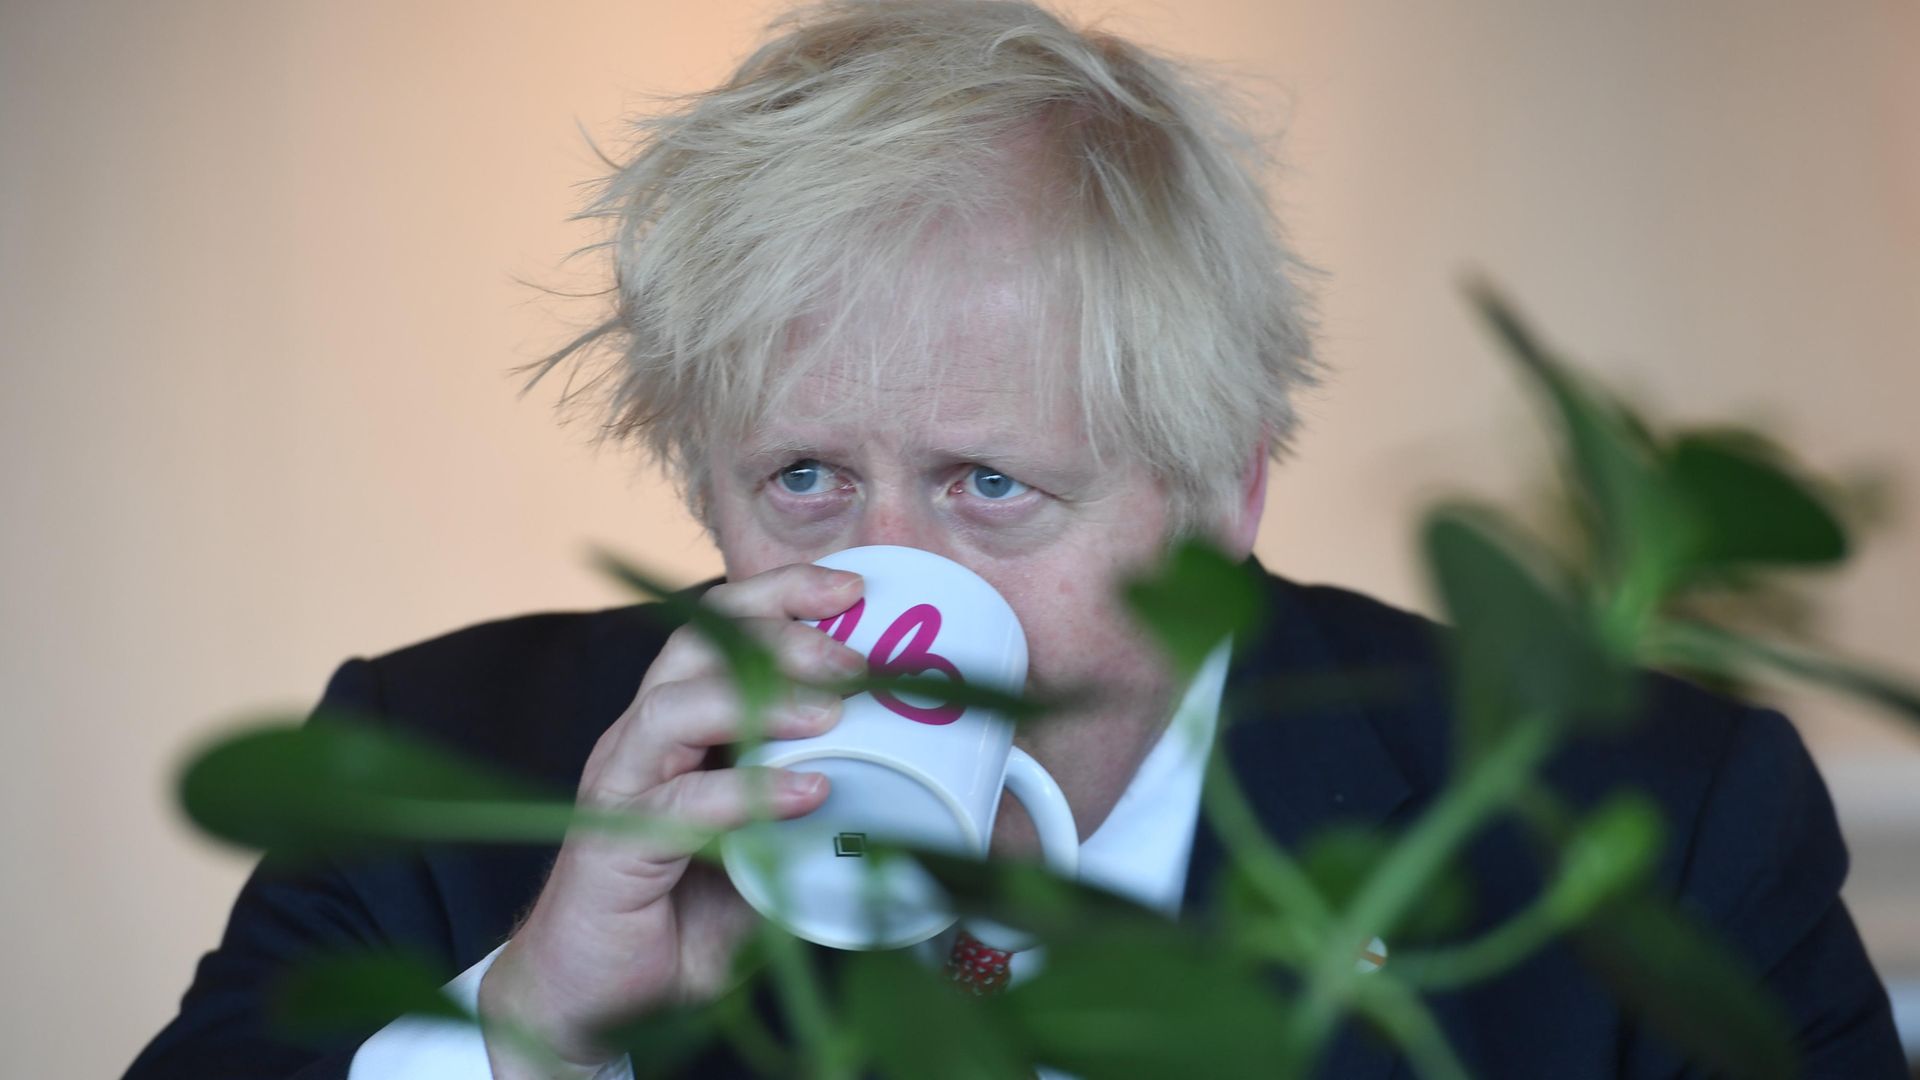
[2,2,1915,1075]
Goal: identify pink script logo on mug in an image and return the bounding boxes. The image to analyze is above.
[818,600,965,726]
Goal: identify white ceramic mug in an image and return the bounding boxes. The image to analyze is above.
[719,545,1079,950]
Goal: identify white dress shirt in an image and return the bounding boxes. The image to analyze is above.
[349,642,1229,1080]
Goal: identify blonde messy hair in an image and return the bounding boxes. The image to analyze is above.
[517,0,1320,536]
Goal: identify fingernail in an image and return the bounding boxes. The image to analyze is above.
[828,644,866,675]
[779,770,826,797]
[789,689,840,726]
[827,570,863,592]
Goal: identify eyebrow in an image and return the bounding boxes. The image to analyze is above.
[733,437,854,477]
[736,435,1094,487]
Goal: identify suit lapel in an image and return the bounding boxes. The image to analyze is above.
[1182,567,1414,1080]
[1183,568,1414,908]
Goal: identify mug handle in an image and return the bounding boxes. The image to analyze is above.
[962,747,1079,953]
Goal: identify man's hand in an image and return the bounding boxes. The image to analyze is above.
[478,564,867,1076]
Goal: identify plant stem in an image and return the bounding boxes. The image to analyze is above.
[1389,892,1565,990]
[729,691,852,1080]
[712,978,794,1077]
[1200,746,1331,954]
[757,925,853,1079]
[1286,716,1556,1063]
[1350,975,1473,1080]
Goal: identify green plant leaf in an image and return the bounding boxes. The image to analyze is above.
[595,1000,727,1080]
[1647,621,1920,728]
[590,547,783,708]
[1545,793,1662,921]
[1122,538,1267,682]
[704,963,796,1078]
[1466,280,1689,602]
[1393,792,1664,991]
[1423,505,1638,749]
[272,949,470,1037]
[893,843,1162,942]
[1664,431,1849,572]
[270,948,468,1042]
[1005,919,1304,1080]
[178,717,565,857]
[841,948,1030,1080]
[1297,828,1472,943]
[1576,891,1797,1080]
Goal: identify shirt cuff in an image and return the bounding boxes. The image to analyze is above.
[348,942,635,1080]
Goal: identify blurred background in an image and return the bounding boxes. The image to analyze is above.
[2,1,1916,1075]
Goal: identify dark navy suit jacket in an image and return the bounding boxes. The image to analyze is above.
[125,569,1906,1078]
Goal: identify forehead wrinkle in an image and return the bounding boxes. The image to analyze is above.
[759,367,1066,446]
[752,262,1096,477]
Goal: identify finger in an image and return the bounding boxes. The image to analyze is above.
[701,563,863,621]
[634,568,864,691]
[611,675,844,792]
[591,618,864,788]
[588,564,865,803]
[752,616,869,683]
[617,765,831,865]
[665,615,867,686]
[628,620,741,698]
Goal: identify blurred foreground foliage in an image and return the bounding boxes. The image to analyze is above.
[178,283,1918,1078]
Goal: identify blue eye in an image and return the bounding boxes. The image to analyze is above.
[966,466,1030,501]
[776,460,836,495]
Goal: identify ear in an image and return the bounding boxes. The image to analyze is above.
[1219,438,1269,560]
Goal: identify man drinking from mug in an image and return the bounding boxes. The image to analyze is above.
[125,2,1904,1078]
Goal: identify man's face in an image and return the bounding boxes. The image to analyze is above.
[703,273,1217,854]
